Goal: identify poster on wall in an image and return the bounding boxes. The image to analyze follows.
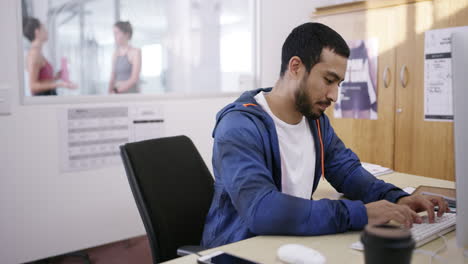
[334,38,378,120]
[58,105,164,172]
[424,26,468,121]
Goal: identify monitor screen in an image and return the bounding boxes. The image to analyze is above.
[452,30,468,251]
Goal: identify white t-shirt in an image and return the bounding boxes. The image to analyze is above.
[254,92,316,199]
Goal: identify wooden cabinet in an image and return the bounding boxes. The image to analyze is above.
[393,1,451,180]
[313,6,398,170]
[313,0,468,181]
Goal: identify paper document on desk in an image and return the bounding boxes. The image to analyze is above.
[350,241,364,251]
[361,162,394,177]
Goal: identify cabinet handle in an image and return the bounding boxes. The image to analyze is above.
[383,66,390,88]
[400,65,409,88]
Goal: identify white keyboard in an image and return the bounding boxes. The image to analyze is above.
[412,213,456,247]
[350,213,456,250]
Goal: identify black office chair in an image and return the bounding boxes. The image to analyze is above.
[120,135,214,263]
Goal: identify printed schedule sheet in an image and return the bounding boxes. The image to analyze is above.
[59,105,164,172]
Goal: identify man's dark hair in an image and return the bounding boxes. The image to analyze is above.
[114,21,133,39]
[23,16,41,42]
[280,22,350,77]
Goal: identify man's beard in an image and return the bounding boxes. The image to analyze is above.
[294,77,322,120]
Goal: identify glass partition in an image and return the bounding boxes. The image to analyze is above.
[20,0,257,99]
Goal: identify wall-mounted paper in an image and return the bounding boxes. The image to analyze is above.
[58,105,164,172]
[424,26,468,121]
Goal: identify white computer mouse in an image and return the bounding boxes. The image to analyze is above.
[277,243,326,264]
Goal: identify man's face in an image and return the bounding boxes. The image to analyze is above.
[294,48,347,119]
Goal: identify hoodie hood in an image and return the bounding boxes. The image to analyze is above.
[213,87,273,138]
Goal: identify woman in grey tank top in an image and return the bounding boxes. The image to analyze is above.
[108,21,141,94]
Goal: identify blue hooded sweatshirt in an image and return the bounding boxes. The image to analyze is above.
[201,88,409,248]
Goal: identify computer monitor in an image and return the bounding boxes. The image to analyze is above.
[452,30,468,253]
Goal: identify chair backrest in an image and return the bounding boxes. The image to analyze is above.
[120,135,214,263]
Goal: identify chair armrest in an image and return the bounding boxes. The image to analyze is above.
[177,245,206,257]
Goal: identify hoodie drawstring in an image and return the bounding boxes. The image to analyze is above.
[316,119,325,180]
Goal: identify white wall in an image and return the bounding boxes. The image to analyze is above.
[259,0,316,87]
[0,0,315,263]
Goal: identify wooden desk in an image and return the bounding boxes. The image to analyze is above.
[164,172,468,264]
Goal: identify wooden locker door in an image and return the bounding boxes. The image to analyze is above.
[394,1,455,180]
[313,7,397,169]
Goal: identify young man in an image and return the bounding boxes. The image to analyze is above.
[201,23,448,248]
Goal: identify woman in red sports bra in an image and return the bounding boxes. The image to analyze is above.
[23,17,76,96]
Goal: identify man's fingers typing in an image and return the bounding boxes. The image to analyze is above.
[422,198,435,223]
[398,205,417,227]
[366,200,424,228]
[388,210,407,226]
[432,197,448,217]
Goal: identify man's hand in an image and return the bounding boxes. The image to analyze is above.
[365,200,422,228]
[397,194,450,223]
